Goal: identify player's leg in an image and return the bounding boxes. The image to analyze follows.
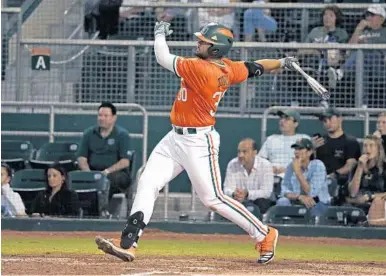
[96,131,184,261]
[182,131,278,264]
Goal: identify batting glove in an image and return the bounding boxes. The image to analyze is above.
[154,21,173,38]
[279,56,299,70]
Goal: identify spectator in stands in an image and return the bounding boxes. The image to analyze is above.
[84,0,123,39]
[28,164,80,217]
[224,138,274,219]
[243,0,277,42]
[1,163,26,216]
[277,138,330,216]
[77,102,133,212]
[374,112,386,156]
[313,107,361,204]
[347,135,386,216]
[258,109,310,178]
[328,4,386,89]
[99,0,123,39]
[118,0,155,40]
[84,0,100,37]
[198,0,237,30]
[155,0,190,41]
[298,5,348,81]
[119,0,188,40]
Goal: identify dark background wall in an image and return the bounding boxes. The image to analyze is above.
[2,113,374,192]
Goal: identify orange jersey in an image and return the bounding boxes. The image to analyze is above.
[170,57,249,127]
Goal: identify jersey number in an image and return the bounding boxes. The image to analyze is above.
[177,88,187,102]
[210,91,225,117]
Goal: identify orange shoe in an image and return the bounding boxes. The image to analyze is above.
[95,236,136,262]
[255,227,279,264]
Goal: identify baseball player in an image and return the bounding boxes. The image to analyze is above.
[95,21,299,265]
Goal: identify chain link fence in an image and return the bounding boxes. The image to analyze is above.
[4,40,385,111]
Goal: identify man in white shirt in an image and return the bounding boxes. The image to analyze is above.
[1,163,26,216]
[258,109,310,178]
[224,138,274,218]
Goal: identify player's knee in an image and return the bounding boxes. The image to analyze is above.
[201,196,222,210]
[120,211,146,249]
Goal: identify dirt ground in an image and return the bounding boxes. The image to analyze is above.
[2,230,386,275]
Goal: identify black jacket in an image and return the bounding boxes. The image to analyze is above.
[29,187,80,217]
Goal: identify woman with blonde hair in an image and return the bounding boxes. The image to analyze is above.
[347,135,386,225]
[374,112,386,156]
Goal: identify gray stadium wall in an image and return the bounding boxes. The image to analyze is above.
[2,113,374,192]
[2,217,386,239]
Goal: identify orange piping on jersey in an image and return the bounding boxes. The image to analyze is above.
[207,133,268,235]
[255,59,281,72]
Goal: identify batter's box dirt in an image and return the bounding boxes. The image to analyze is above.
[2,255,386,275]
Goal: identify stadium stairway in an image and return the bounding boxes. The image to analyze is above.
[2,0,83,102]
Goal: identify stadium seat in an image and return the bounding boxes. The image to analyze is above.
[29,142,79,171]
[11,169,46,213]
[67,171,110,217]
[1,140,34,171]
[264,205,312,224]
[109,150,136,218]
[318,206,367,226]
[272,176,282,200]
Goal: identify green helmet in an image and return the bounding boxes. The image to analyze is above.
[194,23,234,58]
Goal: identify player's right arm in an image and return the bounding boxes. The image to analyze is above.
[154,21,177,73]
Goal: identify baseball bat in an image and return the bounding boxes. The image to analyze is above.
[292,62,330,100]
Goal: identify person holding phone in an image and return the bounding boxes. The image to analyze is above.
[312,107,361,205]
[347,135,386,216]
[277,138,330,216]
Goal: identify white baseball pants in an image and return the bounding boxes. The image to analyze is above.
[130,127,268,242]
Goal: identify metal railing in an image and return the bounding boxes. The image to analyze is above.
[1,102,149,165]
[63,0,84,40]
[1,7,22,99]
[261,106,386,144]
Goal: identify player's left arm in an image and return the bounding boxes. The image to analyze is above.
[154,21,177,73]
[231,57,299,84]
[247,57,299,76]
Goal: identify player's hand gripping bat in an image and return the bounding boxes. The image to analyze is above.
[292,62,330,100]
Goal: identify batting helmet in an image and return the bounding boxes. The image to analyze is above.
[194,23,234,58]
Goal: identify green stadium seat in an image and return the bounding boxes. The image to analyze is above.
[318,206,367,226]
[110,150,137,218]
[264,205,312,224]
[11,169,46,213]
[1,140,35,171]
[67,171,110,217]
[29,142,79,171]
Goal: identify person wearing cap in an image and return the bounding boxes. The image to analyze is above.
[313,107,361,203]
[277,138,330,216]
[258,109,310,178]
[328,4,386,89]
